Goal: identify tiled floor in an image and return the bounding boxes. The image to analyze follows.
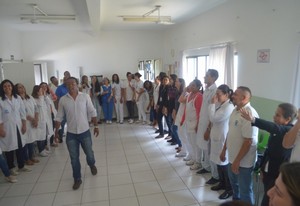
[0,122,228,206]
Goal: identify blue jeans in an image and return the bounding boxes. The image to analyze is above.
[171,125,182,147]
[227,163,254,205]
[0,154,10,177]
[66,130,96,181]
[157,110,173,136]
[102,100,114,121]
[23,143,34,161]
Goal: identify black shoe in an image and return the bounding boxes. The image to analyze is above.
[58,138,63,143]
[167,139,174,143]
[155,134,164,139]
[170,142,177,145]
[155,130,160,133]
[196,168,210,174]
[163,130,168,134]
[211,183,225,191]
[90,165,97,175]
[72,179,82,190]
[206,177,219,185]
[219,190,233,199]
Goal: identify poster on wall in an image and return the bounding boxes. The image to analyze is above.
[257,49,270,63]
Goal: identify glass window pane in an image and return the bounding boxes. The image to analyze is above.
[197,56,207,83]
[186,58,197,85]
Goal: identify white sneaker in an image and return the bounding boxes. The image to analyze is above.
[186,160,194,166]
[18,166,32,172]
[45,149,52,154]
[9,168,19,176]
[190,162,201,170]
[142,121,147,125]
[109,121,112,124]
[6,176,17,183]
[175,152,187,157]
[39,150,48,157]
[129,119,134,124]
[135,120,141,124]
[183,156,191,161]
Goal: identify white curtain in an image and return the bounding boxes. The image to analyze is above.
[292,45,300,108]
[208,43,234,89]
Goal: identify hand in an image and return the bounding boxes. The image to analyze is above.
[114,98,117,103]
[94,128,99,137]
[204,128,210,141]
[240,108,253,122]
[211,94,218,104]
[220,149,226,162]
[21,123,26,134]
[231,160,240,174]
[0,128,6,137]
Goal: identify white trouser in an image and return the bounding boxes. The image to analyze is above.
[178,124,188,154]
[187,131,201,163]
[201,148,211,171]
[114,97,124,122]
[136,100,146,121]
[210,161,219,179]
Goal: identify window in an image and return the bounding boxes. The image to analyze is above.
[185,53,238,89]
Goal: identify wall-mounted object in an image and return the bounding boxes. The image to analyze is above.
[257,49,270,63]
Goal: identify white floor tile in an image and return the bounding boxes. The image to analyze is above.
[158,177,187,192]
[81,187,109,203]
[164,189,198,206]
[109,184,136,200]
[138,193,169,206]
[134,181,162,196]
[25,193,55,206]
[110,197,139,206]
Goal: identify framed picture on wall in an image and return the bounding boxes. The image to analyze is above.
[257,49,270,63]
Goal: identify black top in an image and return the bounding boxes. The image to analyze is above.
[253,118,293,178]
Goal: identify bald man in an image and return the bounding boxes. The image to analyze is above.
[220,86,259,204]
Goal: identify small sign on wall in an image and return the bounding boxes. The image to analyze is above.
[257,49,270,63]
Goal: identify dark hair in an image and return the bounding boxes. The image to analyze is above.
[207,69,219,81]
[143,80,153,91]
[112,74,120,84]
[159,72,167,81]
[177,78,185,95]
[126,72,132,77]
[91,76,100,93]
[39,82,50,94]
[0,79,18,100]
[81,75,90,88]
[192,79,203,91]
[280,162,300,206]
[31,85,41,99]
[50,76,57,82]
[278,103,298,123]
[15,83,30,100]
[134,72,142,78]
[237,86,252,98]
[217,84,233,102]
[67,77,79,84]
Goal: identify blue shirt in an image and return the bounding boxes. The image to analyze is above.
[55,84,68,99]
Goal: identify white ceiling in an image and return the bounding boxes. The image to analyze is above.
[0,0,227,32]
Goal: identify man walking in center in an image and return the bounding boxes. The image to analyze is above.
[54,77,99,190]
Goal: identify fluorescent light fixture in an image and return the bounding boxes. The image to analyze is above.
[121,15,172,23]
[20,15,76,21]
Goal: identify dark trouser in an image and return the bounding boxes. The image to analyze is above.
[171,125,182,147]
[0,154,10,177]
[217,164,232,191]
[4,128,24,169]
[37,137,46,153]
[58,118,66,141]
[23,143,35,161]
[157,110,173,136]
[126,101,134,119]
[261,171,275,206]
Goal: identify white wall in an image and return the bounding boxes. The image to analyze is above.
[0,25,22,61]
[163,0,300,102]
[20,30,164,82]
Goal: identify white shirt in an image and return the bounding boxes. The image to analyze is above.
[0,95,27,151]
[208,100,234,165]
[112,82,124,98]
[125,79,135,101]
[153,83,160,106]
[134,80,145,102]
[290,130,300,162]
[226,103,259,168]
[23,96,38,144]
[55,92,96,134]
[197,83,217,149]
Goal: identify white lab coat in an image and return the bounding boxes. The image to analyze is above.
[196,84,217,149]
[0,95,26,151]
[34,96,48,141]
[208,100,234,165]
[23,96,39,144]
[44,95,55,138]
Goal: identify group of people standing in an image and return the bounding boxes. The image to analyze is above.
[143,69,300,206]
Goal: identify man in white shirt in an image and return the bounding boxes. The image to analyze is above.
[220,86,259,205]
[54,77,99,190]
[124,72,135,123]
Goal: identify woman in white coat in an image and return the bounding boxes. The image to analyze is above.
[32,85,50,157]
[15,83,39,165]
[0,79,31,175]
[208,84,235,199]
